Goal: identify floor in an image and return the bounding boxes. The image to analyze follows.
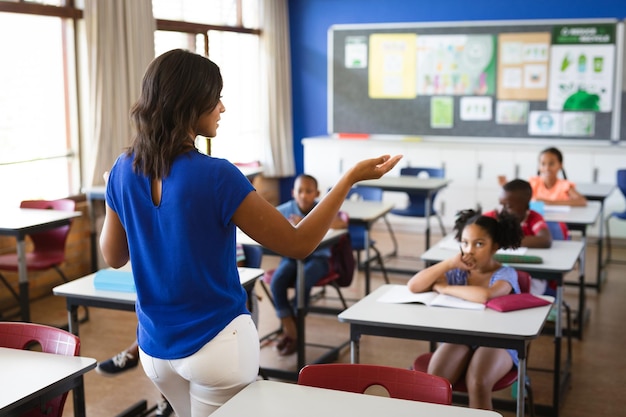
[26,221,626,417]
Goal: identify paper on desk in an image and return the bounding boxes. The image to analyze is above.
[437,236,527,255]
[377,286,485,310]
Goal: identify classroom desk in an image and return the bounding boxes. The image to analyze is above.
[340,199,395,295]
[83,164,264,272]
[338,285,552,417]
[357,176,451,250]
[0,347,96,417]
[211,379,504,417]
[52,265,263,417]
[420,240,584,417]
[53,265,263,335]
[0,207,82,322]
[237,229,347,381]
[542,200,601,339]
[576,182,616,291]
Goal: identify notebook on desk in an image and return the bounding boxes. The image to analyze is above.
[93,269,135,293]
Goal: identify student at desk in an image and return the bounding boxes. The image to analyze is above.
[499,147,587,208]
[99,49,401,417]
[407,209,523,411]
[484,179,555,296]
[271,174,347,356]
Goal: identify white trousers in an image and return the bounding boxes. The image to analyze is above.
[139,314,260,417]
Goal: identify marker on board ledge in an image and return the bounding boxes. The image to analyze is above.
[336,132,370,140]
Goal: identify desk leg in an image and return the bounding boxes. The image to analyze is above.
[364,228,371,295]
[350,334,360,364]
[88,196,99,273]
[296,260,306,370]
[425,193,432,249]
[517,353,526,417]
[576,232,586,340]
[67,303,80,336]
[16,238,30,322]
[73,375,88,417]
[595,199,605,291]
[553,285,563,417]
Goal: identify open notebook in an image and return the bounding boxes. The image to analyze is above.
[377,285,485,310]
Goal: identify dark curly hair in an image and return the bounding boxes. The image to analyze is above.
[454,208,522,250]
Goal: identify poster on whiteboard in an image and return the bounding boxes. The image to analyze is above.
[547,24,615,112]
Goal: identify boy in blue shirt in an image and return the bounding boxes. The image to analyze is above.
[271,174,347,356]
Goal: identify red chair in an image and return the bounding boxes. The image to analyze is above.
[0,199,88,322]
[0,199,76,302]
[412,270,535,416]
[259,212,355,314]
[0,321,80,417]
[298,363,452,405]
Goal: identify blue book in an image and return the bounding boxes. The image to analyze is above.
[93,269,136,293]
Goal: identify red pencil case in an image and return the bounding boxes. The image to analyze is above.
[485,293,552,312]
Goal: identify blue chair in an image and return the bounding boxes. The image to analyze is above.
[390,167,447,237]
[346,187,391,284]
[605,169,626,264]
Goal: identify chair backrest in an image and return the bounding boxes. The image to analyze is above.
[346,186,384,202]
[0,321,80,417]
[330,212,356,287]
[546,220,569,241]
[617,169,626,197]
[20,199,76,255]
[516,270,532,294]
[241,244,263,268]
[399,167,445,208]
[298,363,452,405]
[400,166,445,179]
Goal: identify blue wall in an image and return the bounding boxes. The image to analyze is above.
[287,0,626,183]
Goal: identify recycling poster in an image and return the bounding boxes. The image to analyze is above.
[547,24,615,112]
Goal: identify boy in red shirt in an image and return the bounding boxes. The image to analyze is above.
[484,179,556,295]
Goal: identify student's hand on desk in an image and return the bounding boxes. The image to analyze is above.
[347,154,403,182]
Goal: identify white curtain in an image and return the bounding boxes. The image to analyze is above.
[83,0,156,186]
[259,0,295,178]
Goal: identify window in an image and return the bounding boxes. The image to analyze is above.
[153,0,263,163]
[0,4,81,208]
[0,0,261,208]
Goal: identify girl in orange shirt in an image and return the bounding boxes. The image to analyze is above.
[528,147,587,207]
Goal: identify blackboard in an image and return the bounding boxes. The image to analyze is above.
[328,19,623,141]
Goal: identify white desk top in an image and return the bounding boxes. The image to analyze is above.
[237,228,346,251]
[53,265,264,303]
[339,285,552,339]
[0,347,96,413]
[422,238,583,276]
[212,380,503,417]
[0,208,81,234]
[541,200,601,225]
[358,176,451,192]
[576,182,616,200]
[340,200,394,223]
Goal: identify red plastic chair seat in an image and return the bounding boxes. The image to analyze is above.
[0,251,66,271]
[413,352,518,392]
[298,363,452,405]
